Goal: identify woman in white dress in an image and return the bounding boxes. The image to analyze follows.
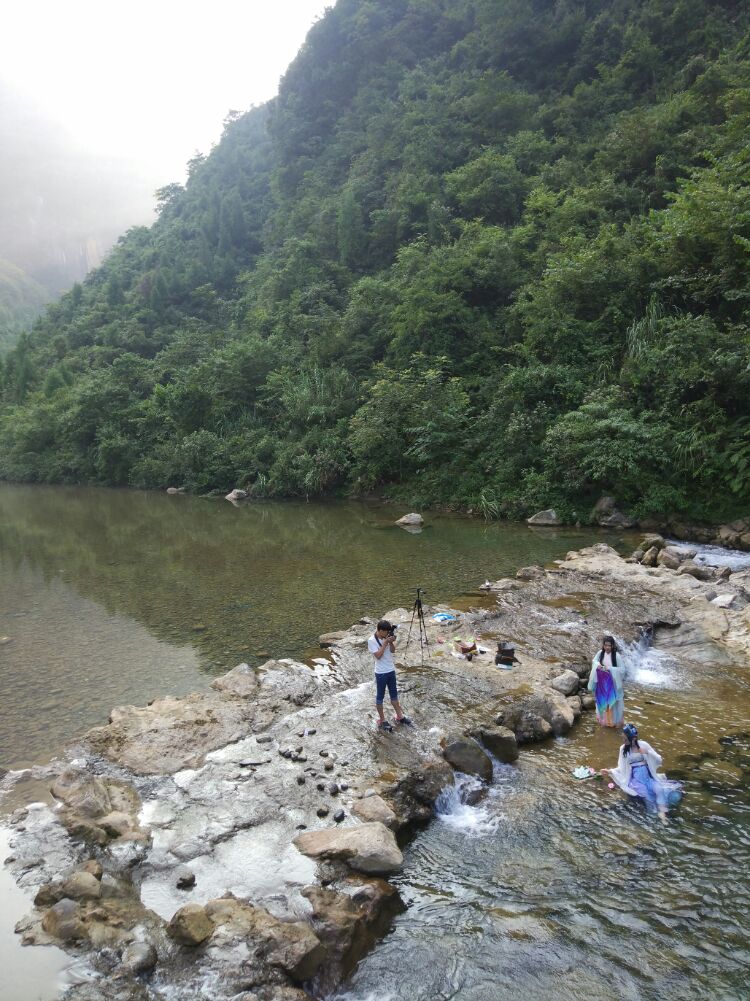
[604,723,683,821]
[587,635,625,727]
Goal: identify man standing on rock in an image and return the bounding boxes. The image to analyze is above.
[368,620,412,732]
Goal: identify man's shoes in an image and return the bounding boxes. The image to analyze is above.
[377,719,394,732]
[395,715,413,726]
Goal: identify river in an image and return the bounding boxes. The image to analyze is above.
[1,484,748,1001]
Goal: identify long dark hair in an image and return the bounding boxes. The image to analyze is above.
[597,635,618,667]
[622,722,639,756]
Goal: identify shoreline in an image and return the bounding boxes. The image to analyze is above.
[2,541,749,1001]
[2,480,747,555]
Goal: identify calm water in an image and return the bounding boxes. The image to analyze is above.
[0,484,621,770]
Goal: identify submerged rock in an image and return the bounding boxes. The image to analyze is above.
[120,941,158,974]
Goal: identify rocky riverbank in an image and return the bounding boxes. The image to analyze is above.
[3,542,749,1001]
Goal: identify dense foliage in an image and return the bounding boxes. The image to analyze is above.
[1,0,749,522]
[0,259,48,353]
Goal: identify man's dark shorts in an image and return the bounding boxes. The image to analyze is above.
[375,671,398,704]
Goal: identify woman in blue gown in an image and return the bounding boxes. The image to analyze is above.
[605,723,683,821]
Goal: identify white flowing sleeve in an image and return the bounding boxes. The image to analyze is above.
[640,741,664,776]
[588,656,599,692]
[608,745,637,795]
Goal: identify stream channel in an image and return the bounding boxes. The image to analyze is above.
[0,484,748,1001]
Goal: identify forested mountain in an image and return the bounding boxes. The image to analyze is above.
[0,260,48,353]
[1,0,749,522]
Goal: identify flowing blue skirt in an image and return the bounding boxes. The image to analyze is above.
[629,762,683,810]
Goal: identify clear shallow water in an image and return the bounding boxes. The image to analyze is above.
[330,638,750,1001]
[0,484,623,771]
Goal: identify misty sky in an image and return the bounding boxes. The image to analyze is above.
[2,0,329,190]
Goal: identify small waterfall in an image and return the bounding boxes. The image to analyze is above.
[620,629,677,688]
[434,772,502,837]
[667,540,750,571]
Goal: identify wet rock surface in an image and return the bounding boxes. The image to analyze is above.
[5,541,750,999]
[293,822,403,875]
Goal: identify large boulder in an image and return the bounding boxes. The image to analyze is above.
[442,734,493,782]
[640,533,665,551]
[60,871,102,901]
[319,630,349,647]
[547,698,576,736]
[51,769,111,819]
[640,546,659,567]
[167,903,214,945]
[260,919,325,981]
[120,942,158,975]
[566,696,583,719]
[41,899,87,942]
[225,488,248,502]
[598,510,637,529]
[526,509,560,527]
[395,512,423,526]
[384,759,454,826]
[473,725,518,764]
[211,662,258,698]
[302,881,404,988]
[258,659,321,705]
[352,795,397,829]
[206,897,324,982]
[516,565,544,581]
[592,495,617,519]
[550,669,580,696]
[497,691,576,742]
[293,822,403,875]
[677,561,715,582]
[657,548,681,570]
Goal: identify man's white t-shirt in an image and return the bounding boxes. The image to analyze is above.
[368,634,395,674]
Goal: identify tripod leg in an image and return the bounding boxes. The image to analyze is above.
[403,600,419,657]
[415,600,430,665]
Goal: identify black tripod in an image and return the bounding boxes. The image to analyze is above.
[404,587,430,665]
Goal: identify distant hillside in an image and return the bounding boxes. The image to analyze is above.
[1,0,749,523]
[0,259,48,353]
[0,80,155,347]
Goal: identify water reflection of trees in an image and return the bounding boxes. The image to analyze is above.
[0,485,614,673]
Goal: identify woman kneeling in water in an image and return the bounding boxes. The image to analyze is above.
[604,723,683,821]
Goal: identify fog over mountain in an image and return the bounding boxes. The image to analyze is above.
[0,80,157,296]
